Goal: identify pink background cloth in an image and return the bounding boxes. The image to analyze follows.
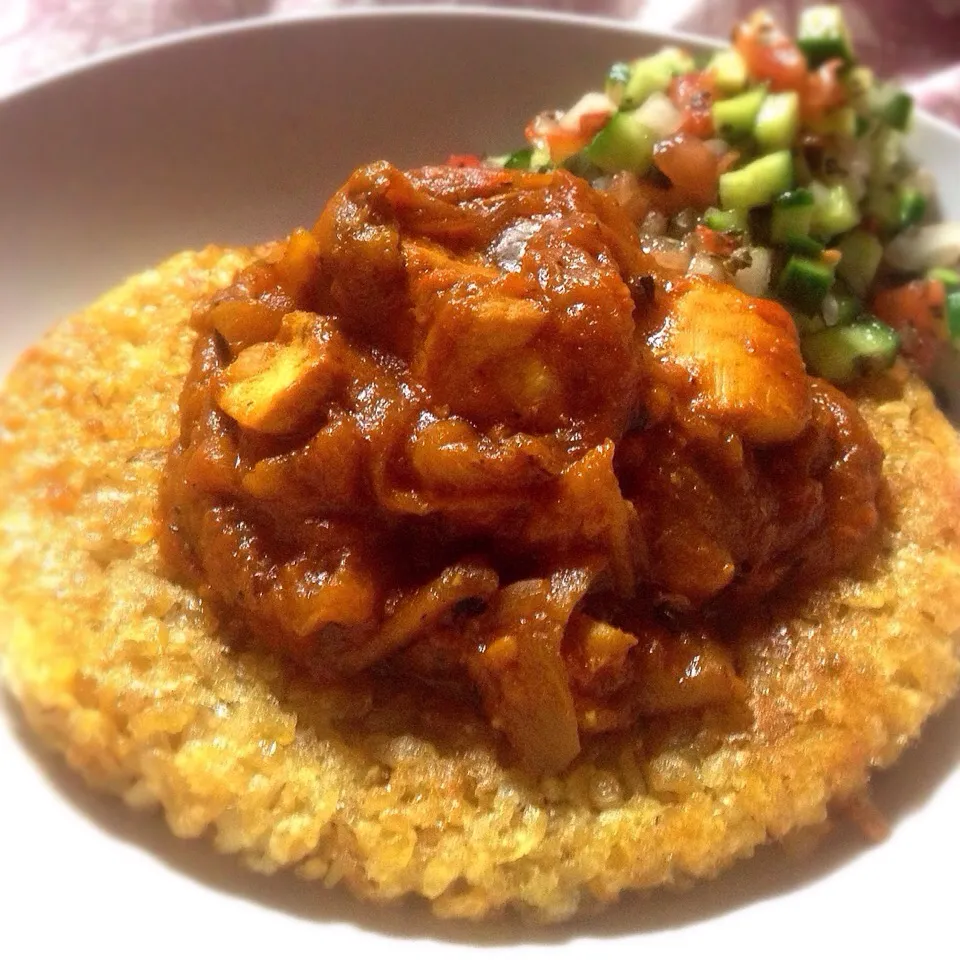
[1,1,959,123]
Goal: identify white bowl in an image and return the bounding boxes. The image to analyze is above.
[1,8,958,957]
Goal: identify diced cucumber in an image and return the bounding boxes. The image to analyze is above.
[719,150,794,210]
[947,290,960,342]
[771,188,815,243]
[621,48,696,110]
[801,320,900,384]
[865,183,900,235]
[836,230,883,296]
[792,150,814,186]
[711,86,766,141]
[703,207,748,233]
[777,255,835,313]
[846,67,876,133]
[929,267,960,288]
[834,293,862,326]
[503,148,534,170]
[810,182,859,239]
[492,147,548,171]
[529,144,552,171]
[871,84,913,131]
[798,5,855,67]
[584,111,654,174]
[775,188,816,209]
[605,62,633,108]
[845,66,875,104]
[786,234,825,257]
[868,127,903,182]
[808,106,857,138]
[794,312,827,336]
[899,187,927,229]
[885,92,913,130]
[561,152,603,179]
[754,91,799,152]
[708,49,748,95]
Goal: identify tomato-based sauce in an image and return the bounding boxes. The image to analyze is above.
[160,163,883,772]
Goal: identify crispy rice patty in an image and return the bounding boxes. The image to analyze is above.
[2,246,960,922]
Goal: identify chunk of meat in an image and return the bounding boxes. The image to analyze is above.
[218,312,340,434]
[618,378,882,607]
[316,162,648,443]
[644,277,812,444]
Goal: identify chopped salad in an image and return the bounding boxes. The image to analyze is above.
[469,6,960,391]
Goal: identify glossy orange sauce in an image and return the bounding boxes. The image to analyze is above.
[160,163,883,772]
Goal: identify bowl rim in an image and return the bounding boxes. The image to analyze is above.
[0,5,723,105]
[3,4,956,143]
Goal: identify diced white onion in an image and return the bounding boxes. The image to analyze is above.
[844,174,868,205]
[822,292,839,327]
[704,138,730,157]
[885,222,960,272]
[733,246,772,297]
[829,138,870,204]
[640,210,668,237]
[559,91,615,132]
[809,180,831,208]
[913,168,937,201]
[847,139,872,178]
[633,92,682,141]
[645,236,693,273]
[672,208,699,234]
[528,110,562,138]
[687,252,727,281]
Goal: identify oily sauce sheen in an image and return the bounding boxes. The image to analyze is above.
[161,163,883,773]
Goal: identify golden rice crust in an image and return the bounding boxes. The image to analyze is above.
[1,247,959,922]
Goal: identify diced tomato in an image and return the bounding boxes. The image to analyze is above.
[734,10,808,92]
[717,150,740,175]
[525,114,592,164]
[668,71,717,139]
[604,172,653,222]
[696,225,738,256]
[524,119,543,144]
[799,58,847,122]
[548,127,592,162]
[447,154,483,168]
[871,279,948,375]
[603,171,684,221]
[558,92,616,141]
[575,110,613,140]
[652,134,720,208]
